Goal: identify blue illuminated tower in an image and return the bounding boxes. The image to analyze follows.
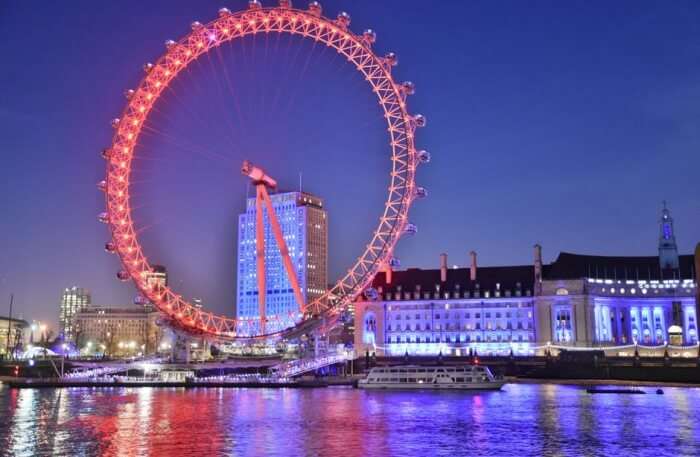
[658,202,680,272]
[236,191,327,331]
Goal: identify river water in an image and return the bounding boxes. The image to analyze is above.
[0,383,699,456]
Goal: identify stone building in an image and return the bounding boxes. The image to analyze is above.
[74,305,163,357]
[354,206,698,356]
[0,316,29,359]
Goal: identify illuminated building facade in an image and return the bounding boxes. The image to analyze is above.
[141,264,168,290]
[59,287,91,344]
[355,206,698,356]
[74,305,163,357]
[236,191,327,332]
[0,317,29,358]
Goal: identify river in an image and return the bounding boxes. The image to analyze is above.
[0,383,699,456]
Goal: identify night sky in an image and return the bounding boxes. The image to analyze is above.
[1,1,699,329]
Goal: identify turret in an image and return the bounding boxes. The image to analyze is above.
[658,201,680,275]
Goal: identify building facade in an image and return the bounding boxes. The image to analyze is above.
[355,207,699,356]
[236,191,327,333]
[59,287,91,344]
[141,264,168,291]
[74,305,163,357]
[0,317,29,359]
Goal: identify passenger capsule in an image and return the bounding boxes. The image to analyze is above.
[165,39,176,49]
[279,0,292,8]
[248,0,262,9]
[97,180,107,192]
[124,89,135,99]
[414,186,428,198]
[362,29,377,44]
[308,1,322,16]
[403,223,418,236]
[117,270,131,282]
[98,212,110,224]
[336,11,351,27]
[143,62,154,73]
[101,148,112,160]
[191,21,203,30]
[134,295,149,306]
[384,52,398,67]
[401,81,415,96]
[413,114,427,128]
[111,118,121,129]
[104,242,117,253]
[417,150,431,163]
[218,7,231,17]
[388,257,401,268]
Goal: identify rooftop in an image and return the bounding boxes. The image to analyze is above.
[547,252,696,281]
[375,265,534,292]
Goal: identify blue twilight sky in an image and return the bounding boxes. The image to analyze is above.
[1,1,699,329]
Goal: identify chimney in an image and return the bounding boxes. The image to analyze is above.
[534,244,543,295]
[469,251,477,281]
[440,253,448,282]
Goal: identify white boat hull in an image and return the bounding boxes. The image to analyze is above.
[358,380,505,390]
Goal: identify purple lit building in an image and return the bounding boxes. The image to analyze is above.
[355,206,699,356]
[236,191,328,333]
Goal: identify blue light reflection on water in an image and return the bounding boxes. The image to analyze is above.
[0,384,699,456]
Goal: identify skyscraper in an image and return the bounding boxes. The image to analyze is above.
[236,191,327,332]
[59,286,91,343]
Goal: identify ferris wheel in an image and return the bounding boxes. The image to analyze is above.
[99,0,429,341]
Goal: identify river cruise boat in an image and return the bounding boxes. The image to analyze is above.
[358,365,505,390]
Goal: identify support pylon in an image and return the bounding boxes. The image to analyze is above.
[242,161,306,335]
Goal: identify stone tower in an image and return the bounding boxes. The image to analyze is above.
[658,202,680,274]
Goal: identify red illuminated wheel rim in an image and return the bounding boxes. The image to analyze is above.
[101,1,426,340]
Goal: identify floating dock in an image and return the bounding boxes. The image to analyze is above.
[2,378,328,389]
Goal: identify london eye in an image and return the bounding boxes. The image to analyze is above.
[99,0,428,341]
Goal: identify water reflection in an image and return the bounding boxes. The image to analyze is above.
[0,384,699,456]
